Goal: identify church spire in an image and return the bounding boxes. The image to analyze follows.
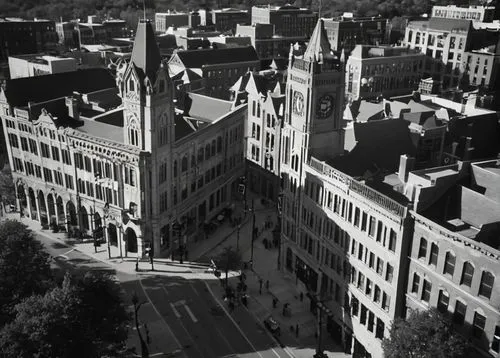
[303,19,331,62]
[131,20,162,83]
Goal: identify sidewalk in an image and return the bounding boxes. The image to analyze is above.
[193,194,351,358]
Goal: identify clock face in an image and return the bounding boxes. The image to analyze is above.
[317,94,334,119]
[293,91,305,116]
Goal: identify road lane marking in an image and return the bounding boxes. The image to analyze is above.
[137,280,185,356]
[170,302,181,318]
[204,281,265,358]
[183,304,198,323]
[61,248,76,256]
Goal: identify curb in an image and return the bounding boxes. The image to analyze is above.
[193,214,252,261]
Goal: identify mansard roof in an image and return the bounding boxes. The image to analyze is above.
[131,19,162,83]
[2,68,116,108]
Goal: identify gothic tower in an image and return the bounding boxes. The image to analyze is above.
[118,19,176,255]
[284,19,345,164]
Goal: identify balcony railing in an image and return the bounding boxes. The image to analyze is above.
[308,157,407,217]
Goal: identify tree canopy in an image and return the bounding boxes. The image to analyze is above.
[382,308,469,358]
[0,220,53,324]
[0,165,16,207]
[0,272,129,358]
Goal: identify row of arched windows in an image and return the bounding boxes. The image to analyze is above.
[418,237,495,300]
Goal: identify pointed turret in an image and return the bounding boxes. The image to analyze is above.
[131,19,162,83]
[303,19,332,62]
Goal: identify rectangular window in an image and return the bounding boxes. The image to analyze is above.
[29,139,38,155]
[368,311,375,332]
[374,285,381,303]
[54,171,63,186]
[473,312,486,339]
[479,271,494,299]
[43,168,53,183]
[369,252,374,269]
[491,326,500,353]
[361,212,367,231]
[360,305,367,325]
[366,278,372,296]
[358,272,365,291]
[386,264,394,283]
[376,257,384,275]
[376,318,385,339]
[453,300,467,324]
[368,216,376,237]
[20,137,29,151]
[418,238,427,259]
[421,280,432,303]
[411,273,420,294]
[354,207,360,227]
[51,146,60,161]
[382,292,390,311]
[388,229,396,251]
[358,243,363,261]
[40,142,50,158]
[351,296,359,316]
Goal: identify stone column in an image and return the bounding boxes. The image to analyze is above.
[25,188,32,220]
[36,192,42,223]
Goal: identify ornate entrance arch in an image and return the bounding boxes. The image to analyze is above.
[47,193,56,225]
[56,197,65,224]
[79,206,89,231]
[37,191,48,225]
[124,227,137,253]
[66,201,77,226]
[28,188,37,220]
[107,223,118,246]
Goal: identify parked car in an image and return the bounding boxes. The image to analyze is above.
[264,315,280,336]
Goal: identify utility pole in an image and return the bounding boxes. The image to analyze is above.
[236,224,241,250]
[250,199,255,267]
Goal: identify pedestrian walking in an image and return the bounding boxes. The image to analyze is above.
[259,278,263,294]
[295,324,299,337]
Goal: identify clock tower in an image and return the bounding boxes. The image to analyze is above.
[284,19,345,163]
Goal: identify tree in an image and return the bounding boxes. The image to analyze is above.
[0,164,16,207]
[0,272,130,358]
[382,308,469,358]
[0,220,53,324]
[214,246,242,286]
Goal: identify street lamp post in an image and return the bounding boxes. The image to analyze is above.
[250,199,255,268]
[236,224,241,250]
[104,203,111,259]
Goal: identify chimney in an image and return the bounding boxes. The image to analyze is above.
[65,96,79,120]
[398,154,415,182]
[463,136,474,160]
[451,141,459,157]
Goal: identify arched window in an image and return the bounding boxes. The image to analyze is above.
[205,144,211,160]
[437,289,449,313]
[443,252,456,277]
[211,140,216,156]
[181,156,188,172]
[217,137,222,153]
[479,271,494,299]
[418,238,427,259]
[429,242,438,266]
[460,262,474,287]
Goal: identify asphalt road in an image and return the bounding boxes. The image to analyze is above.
[36,233,293,358]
